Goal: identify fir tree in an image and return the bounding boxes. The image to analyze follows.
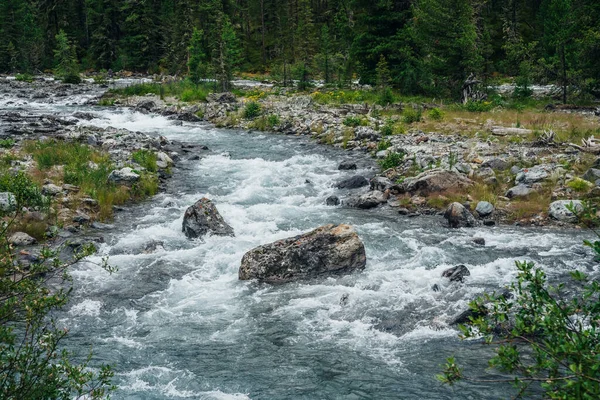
[53,30,80,83]
[188,28,207,85]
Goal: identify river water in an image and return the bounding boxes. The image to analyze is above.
[1,83,597,399]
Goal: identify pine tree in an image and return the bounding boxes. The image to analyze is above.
[53,30,80,83]
[214,15,241,92]
[188,28,207,85]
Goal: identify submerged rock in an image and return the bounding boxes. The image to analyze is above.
[442,265,471,282]
[182,198,234,239]
[335,175,369,189]
[338,161,357,170]
[239,224,366,282]
[443,202,478,228]
[325,195,340,206]
[548,200,583,222]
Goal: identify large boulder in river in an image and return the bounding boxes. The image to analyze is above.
[182,198,234,239]
[239,224,366,282]
[335,175,369,189]
[401,169,472,196]
[444,202,478,228]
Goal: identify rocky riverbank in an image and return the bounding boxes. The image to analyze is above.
[101,83,600,228]
[0,78,210,263]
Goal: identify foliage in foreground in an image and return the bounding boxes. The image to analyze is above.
[439,221,600,398]
[0,219,115,398]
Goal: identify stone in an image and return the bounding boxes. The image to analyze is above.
[73,212,91,224]
[444,202,478,228]
[326,195,340,206]
[442,265,471,282]
[354,127,381,141]
[91,221,114,230]
[349,190,388,209]
[42,183,63,196]
[505,184,533,198]
[335,175,369,189]
[182,198,234,239]
[9,232,37,246]
[338,161,357,170]
[472,237,485,246]
[582,168,600,183]
[483,220,496,226]
[475,167,495,180]
[401,169,473,196]
[0,192,16,212]
[548,200,584,222]
[515,164,553,185]
[108,167,140,184]
[475,201,494,217]
[156,151,174,169]
[397,208,410,215]
[482,158,510,171]
[370,176,395,192]
[239,224,366,282]
[143,240,165,253]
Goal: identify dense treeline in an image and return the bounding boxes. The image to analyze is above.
[1,0,599,99]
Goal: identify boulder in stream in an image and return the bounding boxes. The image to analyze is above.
[182,198,234,239]
[443,202,478,228]
[239,224,366,282]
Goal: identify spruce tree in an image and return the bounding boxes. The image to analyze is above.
[214,15,241,92]
[53,30,80,83]
[188,28,207,85]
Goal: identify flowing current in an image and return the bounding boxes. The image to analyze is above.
[2,86,597,399]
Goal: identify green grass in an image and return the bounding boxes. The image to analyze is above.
[402,108,422,124]
[0,139,15,148]
[132,149,158,172]
[15,73,34,82]
[379,152,405,170]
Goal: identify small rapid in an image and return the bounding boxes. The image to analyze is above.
[1,87,596,399]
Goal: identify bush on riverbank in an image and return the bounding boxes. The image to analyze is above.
[111,80,212,102]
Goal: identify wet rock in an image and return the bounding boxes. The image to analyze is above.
[9,232,36,246]
[348,190,388,209]
[182,198,234,239]
[338,161,357,170]
[42,183,63,196]
[72,111,97,120]
[582,168,600,183]
[0,192,16,212]
[515,164,553,185]
[475,201,494,217]
[136,100,156,112]
[370,176,396,192]
[483,220,496,226]
[335,175,369,189]
[73,212,91,224]
[340,293,349,306]
[442,265,471,282]
[472,237,485,246]
[108,167,140,184]
[156,151,173,169]
[444,202,478,228]
[548,200,583,222]
[397,208,410,215]
[91,221,114,230]
[326,195,340,206]
[505,184,533,198]
[401,169,473,196]
[239,224,366,282]
[143,240,165,253]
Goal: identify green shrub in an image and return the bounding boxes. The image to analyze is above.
[376,87,395,106]
[377,140,392,151]
[463,100,494,112]
[15,73,34,82]
[402,108,422,124]
[380,122,394,136]
[343,116,362,127]
[267,114,281,127]
[62,74,82,84]
[567,178,593,192]
[132,149,158,172]
[428,107,444,121]
[379,152,404,169]
[0,139,15,148]
[0,172,49,212]
[243,101,262,119]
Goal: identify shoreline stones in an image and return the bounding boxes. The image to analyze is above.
[239,224,366,282]
[548,200,583,222]
[182,198,234,239]
[444,202,478,228]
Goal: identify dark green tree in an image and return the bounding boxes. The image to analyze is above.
[188,28,208,85]
[214,15,241,92]
[53,30,80,83]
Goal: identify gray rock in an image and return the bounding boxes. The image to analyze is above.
[354,127,381,141]
[91,221,114,230]
[475,167,495,180]
[370,176,395,192]
[475,201,494,217]
[335,175,369,189]
[0,192,16,212]
[326,195,340,206]
[239,224,366,282]
[349,191,388,209]
[510,165,521,175]
[338,161,357,170]
[182,198,234,239]
[73,212,91,224]
[453,163,472,175]
[402,169,473,196]
[143,240,165,253]
[108,167,140,184]
[582,168,600,183]
[482,158,510,171]
[515,164,553,185]
[9,232,37,246]
[42,183,63,196]
[472,237,486,246]
[442,265,471,282]
[505,184,533,198]
[444,202,478,228]
[548,200,584,222]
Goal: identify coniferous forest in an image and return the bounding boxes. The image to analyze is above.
[1,0,600,99]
